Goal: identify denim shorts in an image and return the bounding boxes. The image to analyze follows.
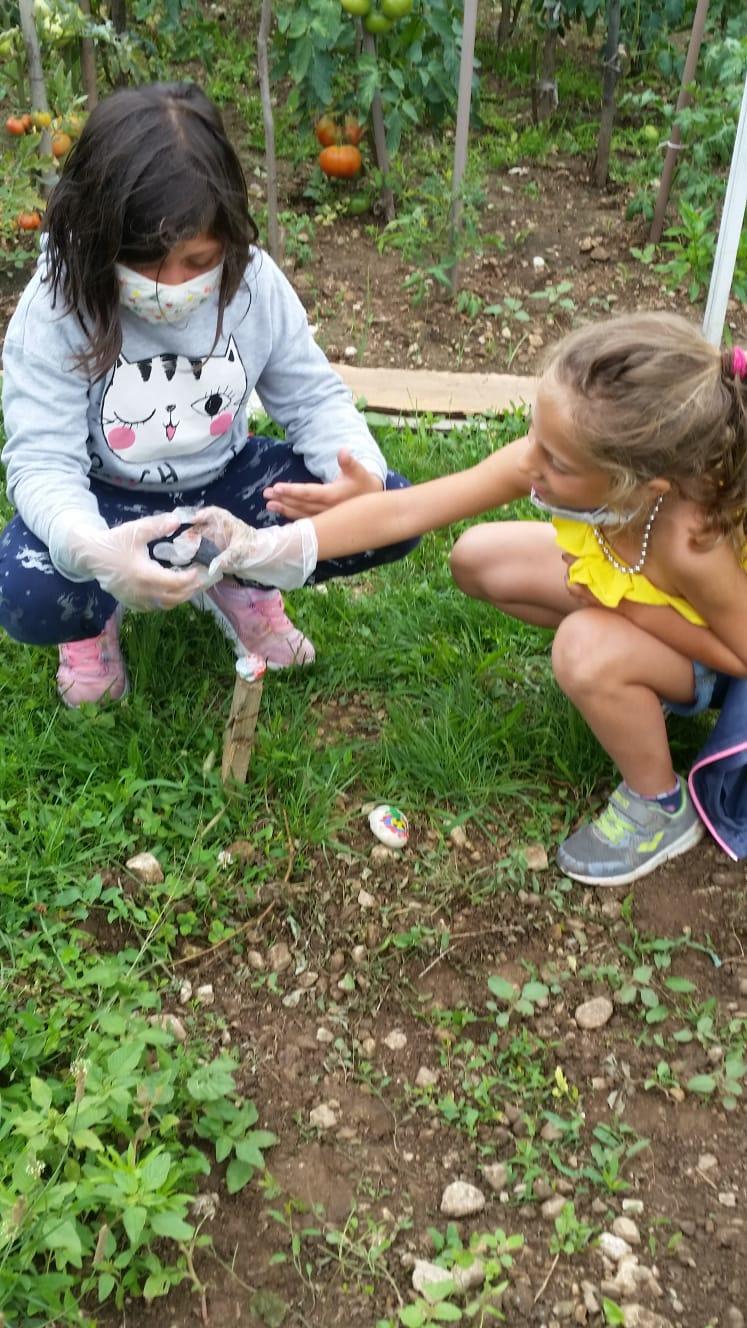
[665,661,730,718]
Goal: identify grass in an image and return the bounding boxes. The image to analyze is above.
[0,411,730,1323]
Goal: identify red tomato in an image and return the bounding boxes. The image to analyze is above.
[344,116,365,146]
[315,115,339,147]
[319,145,363,178]
[17,210,42,230]
[6,116,26,136]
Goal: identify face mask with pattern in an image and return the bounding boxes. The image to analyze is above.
[115,261,223,326]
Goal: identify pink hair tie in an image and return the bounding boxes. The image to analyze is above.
[732,346,747,379]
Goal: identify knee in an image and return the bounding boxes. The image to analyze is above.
[552,610,617,695]
[450,527,484,594]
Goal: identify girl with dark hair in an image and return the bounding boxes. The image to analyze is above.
[1,81,415,705]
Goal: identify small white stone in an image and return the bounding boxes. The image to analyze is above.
[246,949,265,971]
[360,1036,376,1057]
[599,1232,632,1263]
[622,1199,644,1215]
[358,889,376,908]
[574,996,614,1030]
[612,1216,640,1245]
[415,1066,439,1088]
[126,851,164,884]
[440,1181,486,1218]
[309,1103,338,1130]
[384,1029,407,1051]
[718,1191,737,1208]
[483,1162,509,1192]
[449,824,468,848]
[316,1026,334,1044]
[697,1152,718,1172]
[178,979,193,1005]
[268,942,292,973]
[524,842,549,871]
[343,345,357,359]
[412,1261,452,1300]
[541,1196,568,1220]
[351,945,367,966]
[622,1307,674,1328]
[532,255,546,271]
[371,844,397,863]
[195,983,214,1006]
[149,1012,187,1042]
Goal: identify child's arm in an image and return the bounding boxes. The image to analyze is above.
[668,537,747,673]
[311,435,533,560]
[618,601,747,677]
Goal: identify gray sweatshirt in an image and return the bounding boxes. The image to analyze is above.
[1,247,385,562]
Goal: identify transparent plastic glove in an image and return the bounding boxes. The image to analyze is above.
[52,511,217,611]
[179,505,318,590]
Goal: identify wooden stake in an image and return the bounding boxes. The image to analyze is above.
[361,30,395,222]
[649,0,709,244]
[257,0,280,262]
[221,655,266,785]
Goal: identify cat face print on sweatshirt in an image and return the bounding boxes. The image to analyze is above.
[100,337,248,469]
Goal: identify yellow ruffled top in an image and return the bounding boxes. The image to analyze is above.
[553,516,707,626]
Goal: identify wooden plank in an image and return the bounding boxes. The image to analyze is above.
[331,364,538,417]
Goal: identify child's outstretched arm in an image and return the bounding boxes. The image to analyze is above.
[311,434,532,560]
[186,434,533,586]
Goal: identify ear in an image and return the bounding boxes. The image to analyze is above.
[648,477,671,496]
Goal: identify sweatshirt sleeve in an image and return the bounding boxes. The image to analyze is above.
[253,256,386,486]
[1,297,108,556]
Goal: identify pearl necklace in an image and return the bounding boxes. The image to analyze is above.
[593,495,664,575]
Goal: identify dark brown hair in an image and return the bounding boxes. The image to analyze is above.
[43,82,259,377]
[544,312,747,547]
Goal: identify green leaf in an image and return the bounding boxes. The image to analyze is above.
[72,1128,103,1151]
[30,1076,53,1112]
[616,984,638,1004]
[433,1302,462,1321]
[686,1074,717,1095]
[149,1210,194,1241]
[144,1270,171,1300]
[42,1218,83,1268]
[123,1204,148,1246]
[226,1158,255,1193]
[400,1305,426,1327]
[602,1299,625,1326]
[487,976,517,1002]
[664,976,696,993]
[98,1272,116,1302]
[521,981,549,1003]
[139,1150,171,1192]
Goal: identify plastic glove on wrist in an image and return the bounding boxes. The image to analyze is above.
[58,512,217,611]
[177,505,318,590]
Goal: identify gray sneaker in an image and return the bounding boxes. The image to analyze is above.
[557,778,703,887]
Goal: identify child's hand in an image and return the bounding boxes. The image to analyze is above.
[178,506,318,590]
[264,450,383,518]
[562,555,601,608]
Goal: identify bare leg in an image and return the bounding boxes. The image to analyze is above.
[552,608,696,795]
[450,521,580,627]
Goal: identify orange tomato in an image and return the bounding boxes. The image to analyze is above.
[51,130,72,158]
[17,210,41,231]
[319,144,362,178]
[6,116,26,136]
[344,116,365,146]
[315,115,339,147]
[20,113,32,132]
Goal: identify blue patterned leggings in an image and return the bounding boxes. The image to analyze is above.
[0,435,417,645]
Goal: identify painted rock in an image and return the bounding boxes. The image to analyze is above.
[368,804,409,848]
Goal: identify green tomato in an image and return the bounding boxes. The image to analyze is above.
[364,8,394,33]
[349,193,370,215]
[341,0,371,15]
[641,124,659,144]
[382,0,413,17]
